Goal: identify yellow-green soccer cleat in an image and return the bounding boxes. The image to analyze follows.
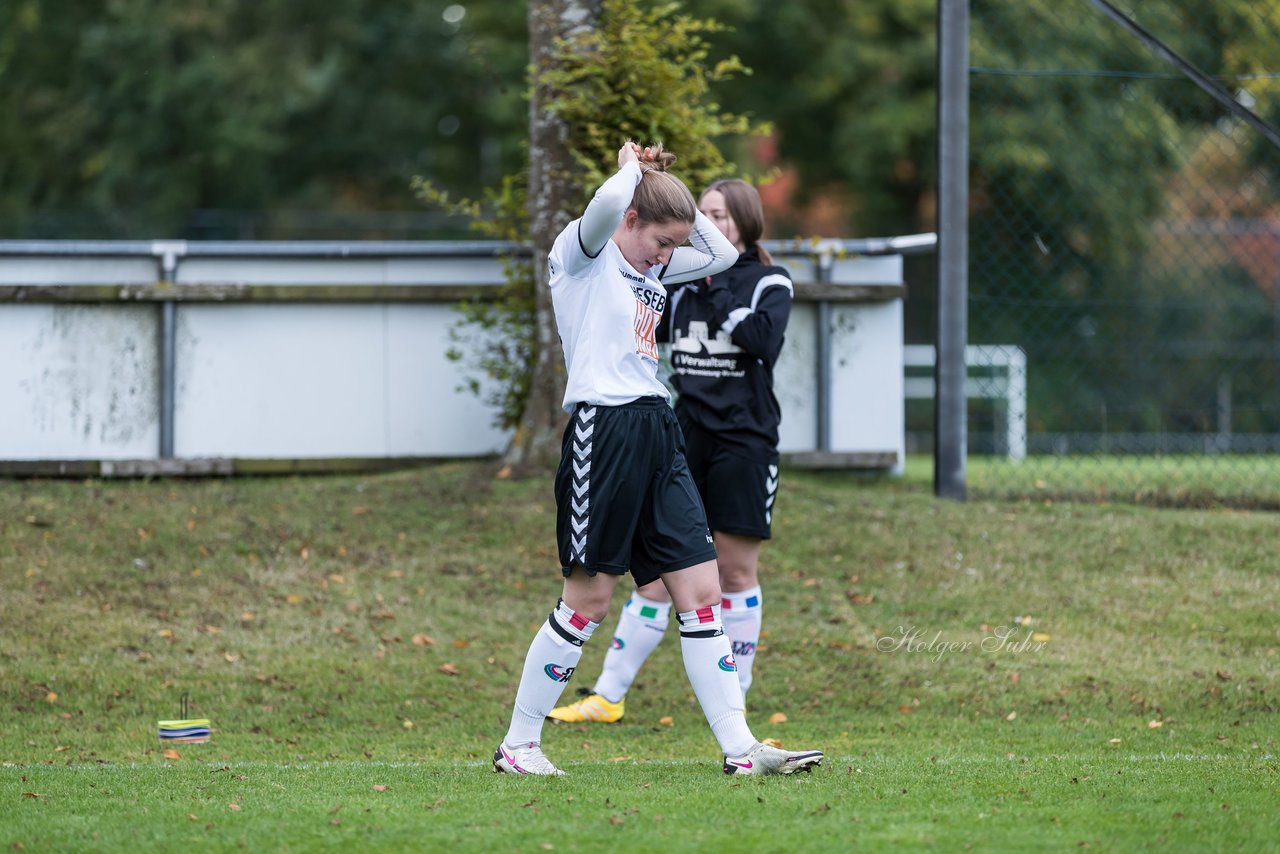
[547,688,625,724]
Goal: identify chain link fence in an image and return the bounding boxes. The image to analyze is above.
[913,0,1280,507]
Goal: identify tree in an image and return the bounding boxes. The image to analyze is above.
[511,0,602,472]
[498,0,764,471]
[0,0,528,237]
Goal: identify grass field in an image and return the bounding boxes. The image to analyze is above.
[943,454,1280,508]
[2,462,1277,851]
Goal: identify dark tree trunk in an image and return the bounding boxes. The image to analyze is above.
[506,0,602,474]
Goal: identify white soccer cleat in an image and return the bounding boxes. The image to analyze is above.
[493,741,565,776]
[722,742,824,776]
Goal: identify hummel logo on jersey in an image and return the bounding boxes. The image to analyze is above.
[619,267,646,284]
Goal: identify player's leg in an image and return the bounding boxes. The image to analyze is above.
[660,558,822,775]
[648,409,819,774]
[495,569,619,775]
[593,579,671,702]
[496,401,638,774]
[549,578,670,722]
[658,557,755,755]
[716,532,765,696]
[703,448,775,698]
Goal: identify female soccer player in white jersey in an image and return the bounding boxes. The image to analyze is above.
[493,142,822,777]
[550,179,793,723]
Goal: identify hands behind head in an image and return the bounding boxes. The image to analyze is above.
[618,141,642,169]
[619,140,667,172]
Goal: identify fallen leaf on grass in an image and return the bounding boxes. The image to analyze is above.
[1032,633,1051,642]
[451,639,470,648]
[1108,738,1122,744]
[228,804,241,812]
[412,634,435,646]
[898,705,913,714]
[21,792,44,799]
[187,814,198,822]
[438,663,460,676]
[45,692,57,703]
[372,785,388,792]
[163,749,181,760]
[1148,720,1163,729]
[1005,711,1017,721]
[658,716,674,726]
[402,719,415,729]
[769,712,788,724]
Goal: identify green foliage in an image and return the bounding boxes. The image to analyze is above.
[540,0,768,198]
[967,0,1280,438]
[422,0,766,430]
[0,0,527,237]
[684,0,938,236]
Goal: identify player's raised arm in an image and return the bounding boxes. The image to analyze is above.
[658,207,738,284]
[568,142,646,269]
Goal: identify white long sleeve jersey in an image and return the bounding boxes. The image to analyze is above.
[548,162,738,412]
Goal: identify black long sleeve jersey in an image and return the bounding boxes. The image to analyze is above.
[658,247,794,463]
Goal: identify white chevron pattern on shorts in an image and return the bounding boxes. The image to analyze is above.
[765,463,779,525]
[569,406,596,563]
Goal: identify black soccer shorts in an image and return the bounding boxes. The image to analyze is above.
[680,418,778,540]
[555,397,718,587]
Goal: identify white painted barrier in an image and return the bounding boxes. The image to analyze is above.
[0,239,928,475]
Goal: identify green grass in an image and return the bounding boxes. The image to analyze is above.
[2,463,1277,851]
[916,453,1280,508]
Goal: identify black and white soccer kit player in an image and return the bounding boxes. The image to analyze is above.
[662,247,794,540]
[656,248,794,692]
[547,161,737,584]
[498,153,823,777]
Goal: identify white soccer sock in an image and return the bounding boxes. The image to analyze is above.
[592,592,671,703]
[721,586,763,698]
[677,604,756,757]
[503,600,598,747]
